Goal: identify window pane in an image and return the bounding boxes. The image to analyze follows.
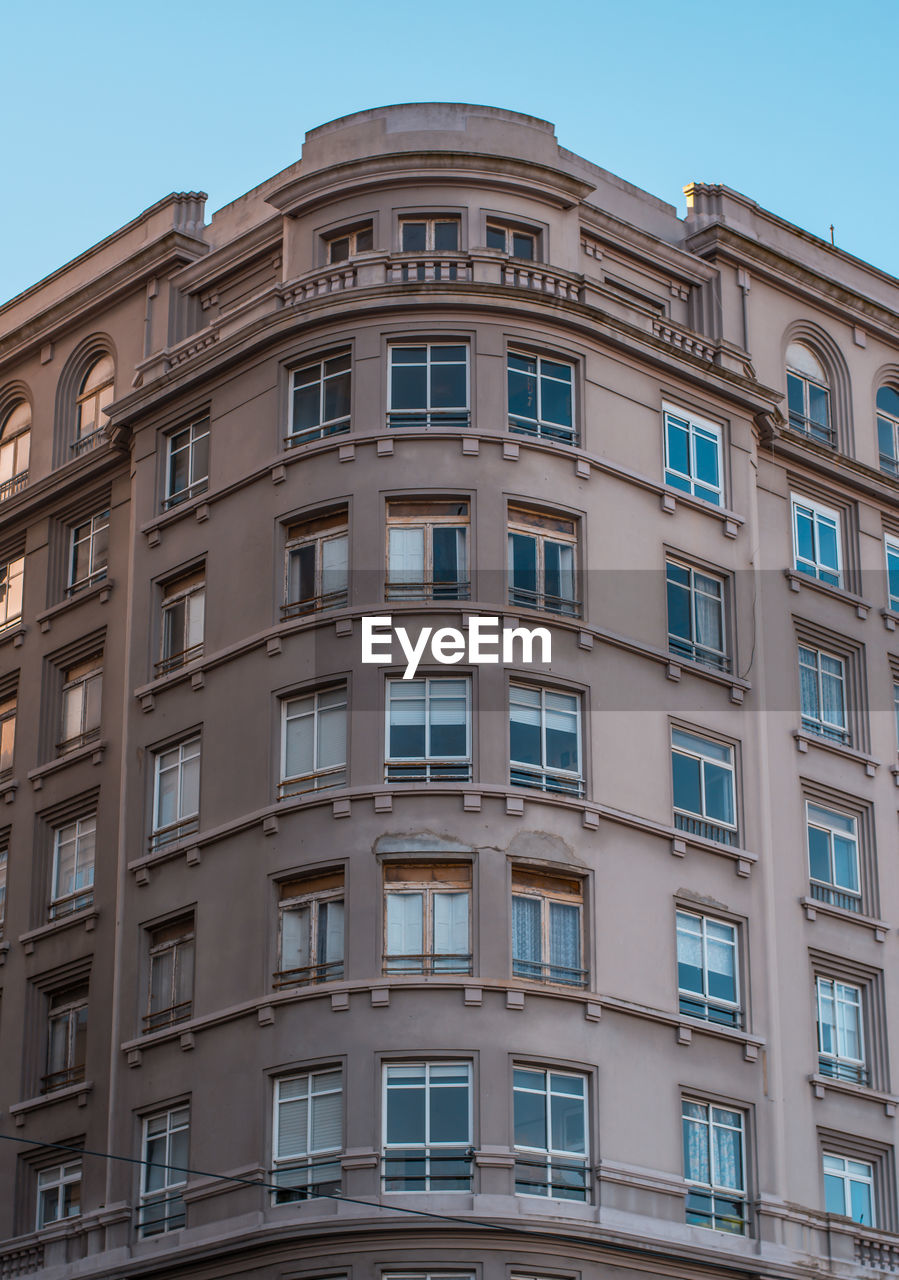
[514,1081,546,1148]
[551,1087,585,1155]
[401,222,427,252]
[285,712,314,778]
[386,1075,426,1143]
[540,374,572,428]
[434,221,459,251]
[703,761,734,825]
[429,1077,469,1142]
[392,363,427,410]
[672,752,702,814]
[293,381,321,432]
[389,687,426,757]
[430,361,466,409]
[387,892,423,956]
[666,419,690,477]
[323,370,351,422]
[486,225,505,251]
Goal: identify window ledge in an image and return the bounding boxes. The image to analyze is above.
[881,607,899,632]
[793,731,878,775]
[19,907,99,952]
[0,624,26,650]
[784,570,870,618]
[9,1079,93,1121]
[28,740,106,789]
[800,896,887,940]
[36,580,113,632]
[0,777,18,804]
[809,1073,896,1116]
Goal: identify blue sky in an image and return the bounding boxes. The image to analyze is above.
[2,0,896,304]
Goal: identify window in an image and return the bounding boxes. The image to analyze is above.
[894,680,899,751]
[73,355,114,455]
[68,509,109,593]
[807,803,860,912]
[280,686,347,796]
[877,386,899,478]
[510,685,582,795]
[383,863,471,975]
[486,222,536,259]
[792,496,842,587]
[50,815,95,918]
[386,677,470,782]
[682,1099,747,1233]
[0,693,15,776]
[59,657,102,753]
[283,512,348,617]
[817,977,866,1083]
[507,506,579,616]
[164,416,209,508]
[326,223,373,263]
[145,917,194,1031]
[158,569,205,674]
[513,1067,588,1200]
[663,406,723,505]
[36,1162,81,1229]
[272,1069,343,1202]
[0,848,6,937]
[388,344,469,428]
[512,867,585,987]
[382,1062,472,1191]
[152,737,200,848]
[676,910,740,1026]
[43,984,88,1091]
[276,871,344,986]
[386,500,469,600]
[824,1153,875,1225]
[666,560,728,670]
[799,645,847,742]
[671,729,737,845]
[508,352,575,444]
[0,401,30,499]
[786,343,832,444]
[399,215,460,278]
[139,1106,189,1236]
[288,353,351,445]
[0,554,24,630]
[885,536,899,613]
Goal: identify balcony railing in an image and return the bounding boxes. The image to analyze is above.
[508,415,577,445]
[513,1152,589,1200]
[385,579,470,602]
[49,888,94,920]
[273,958,344,988]
[674,812,738,847]
[163,480,208,510]
[383,952,472,976]
[787,411,835,447]
[679,994,741,1027]
[41,1063,86,1093]
[856,1234,899,1271]
[510,765,584,797]
[149,816,199,852]
[669,637,731,673]
[285,417,351,448]
[382,1149,472,1192]
[387,410,470,429]
[810,881,861,913]
[280,588,348,619]
[70,428,104,457]
[0,472,27,502]
[509,586,581,617]
[819,1056,869,1085]
[278,766,346,799]
[155,643,204,676]
[143,1000,192,1033]
[388,256,472,284]
[512,958,588,988]
[56,727,101,756]
[137,1189,185,1237]
[386,762,471,783]
[272,1157,342,1204]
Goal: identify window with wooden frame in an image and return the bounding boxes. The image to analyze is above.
[50,814,95,919]
[58,656,102,754]
[383,862,471,975]
[507,506,579,616]
[386,499,469,601]
[0,400,30,500]
[0,691,15,778]
[145,916,194,1031]
[158,568,205,675]
[275,870,344,987]
[288,352,351,446]
[164,415,209,509]
[283,511,348,617]
[73,355,114,456]
[0,552,24,630]
[280,685,347,796]
[151,736,200,849]
[68,508,109,594]
[43,983,88,1092]
[0,846,7,939]
[325,223,373,263]
[511,866,585,987]
[486,221,537,259]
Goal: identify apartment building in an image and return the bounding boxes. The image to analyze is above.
[0,102,898,1280]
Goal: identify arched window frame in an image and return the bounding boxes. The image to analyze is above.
[782,325,853,456]
[74,355,115,457]
[53,338,116,469]
[786,342,832,445]
[0,398,31,500]
[876,384,899,479]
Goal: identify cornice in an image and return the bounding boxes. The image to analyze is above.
[0,444,127,536]
[580,206,717,288]
[171,215,283,292]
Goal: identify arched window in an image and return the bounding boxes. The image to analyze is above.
[73,355,114,456]
[0,401,31,500]
[876,386,899,478]
[786,343,832,445]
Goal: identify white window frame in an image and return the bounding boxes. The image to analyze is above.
[385,677,472,782]
[666,559,729,670]
[287,352,352,445]
[326,223,373,263]
[507,350,576,444]
[509,683,583,796]
[511,868,585,987]
[284,515,349,616]
[151,737,200,848]
[786,354,832,444]
[280,686,347,797]
[59,657,102,753]
[68,509,109,594]
[671,728,737,844]
[138,1106,189,1237]
[507,506,580,616]
[50,814,96,918]
[877,388,899,477]
[885,535,899,613]
[486,221,537,259]
[387,343,470,428]
[272,1069,343,1203]
[146,918,195,1031]
[791,494,843,587]
[513,1066,589,1201]
[798,645,847,743]
[0,693,16,776]
[276,874,345,986]
[682,1098,747,1234]
[36,1161,81,1229]
[383,863,472,975]
[386,499,470,602]
[0,554,23,631]
[663,403,724,505]
[816,976,866,1084]
[806,801,861,911]
[399,215,461,253]
[0,401,30,500]
[158,570,205,674]
[382,1061,472,1192]
[676,909,741,1026]
[164,416,209,509]
[823,1153,876,1226]
[44,984,89,1092]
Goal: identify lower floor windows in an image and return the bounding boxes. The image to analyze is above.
[139,1106,189,1236]
[682,1098,747,1233]
[37,1161,81,1229]
[513,1067,589,1201]
[824,1153,875,1226]
[273,1069,343,1203]
[383,1062,472,1191]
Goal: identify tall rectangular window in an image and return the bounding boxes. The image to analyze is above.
[50,815,96,918]
[152,737,200,848]
[284,513,348,616]
[0,554,24,630]
[666,561,728,670]
[383,1062,472,1191]
[0,693,16,776]
[676,910,740,1026]
[158,569,205,674]
[664,407,723,505]
[682,1099,747,1233]
[280,686,347,796]
[164,416,209,508]
[792,495,842,587]
[139,1106,189,1236]
[68,510,109,594]
[383,863,471,975]
[59,657,102,753]
[146,918,194,1031]
[0,848,6,937]
[816,977,866,1083]
[276,871,344,986]
[386,500,469,601]
[885,536,899,613]
[799,646,847,743]
[36,1162,81,1229]
[671,729,737,845]
[807,803,860,911]
[513,1067,588,1200]
[508,352,575,443]
[272,1069,343,1202]
[509,685,582,795]
[289,353,351,445]
[386,678,471,782]
[511,867,585,987]
[824,1154,875,1226]
[507,506,579,616]
[44,984,89,1092]
[388,344,469,428]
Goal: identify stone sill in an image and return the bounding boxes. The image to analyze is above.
[0,624,26,651]
[19,907,99,951]
[28,740,106,789]
[809,1073,897,1116]
[800,896,887,941]
[10,1079,93,1121]
[36,580,113,632]
[784,569,870,619]
[793,731,879,776]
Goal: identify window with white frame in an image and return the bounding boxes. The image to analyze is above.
[894,681,899,752]
[663,405,723,505]
[786,343,832,445]
[877,386,899,478]
[158,569,205,674]
[272,1069,343,1202]
[0,693,15,776]
[824,1153,875,1225]
[0,400,30,500]
[792,495,842,587]
[280,686,347,797]
[400,215,460,255]
[283,512,348,617]
[666,560,728,670]
[383,863,471,975]
[885,536,899,613]
[289,353,351,445]
[512,867,585,987]
[508,352,575,443]
[388,344,469,428]
[74,355,114,455]
[798,645,847,742]
[807,802,860,912]
[386,499,469,601]
[50,815,95,918]
[68,509,109,594]
[326,223,373,263]
[513,1067,589,1201]
[486,221,537,259]
[36,1161,81,1229]
[59,657,102,753]
[164,416,209,509]
[509,684,582,795]
[671,728,737,845]
[152,737,200,848]
[817,976,866,1084]
[676,910,740,1026]
[382,1062,472,1191]
[0,554,24,630]
[145,917,194,1031]
[276,871,344,986]
[386,677,470,782]
[139,1106,189,1236]
[0,848,6,937]
[44,983,89,1092]
[682,1098,747,1233]
[508,506,579,616]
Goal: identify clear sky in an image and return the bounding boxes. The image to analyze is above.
[2,0,896,305]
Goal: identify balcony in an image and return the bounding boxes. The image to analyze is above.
[674,812,738,847]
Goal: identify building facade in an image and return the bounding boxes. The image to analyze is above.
[1,102,899,1280]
